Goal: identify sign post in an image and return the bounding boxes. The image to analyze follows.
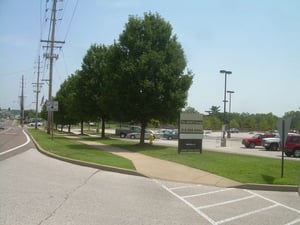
[178,112,203,154]
[277,117,292,178]
[46,101,59,140]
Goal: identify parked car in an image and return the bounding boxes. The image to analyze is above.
[126,130,159,139]
[262,134,280,151]
[242,133,275,148]
[227,128,239,133]
[162,130,178,140]
[29,121,43,126]
[115,126,141,138]
[284,134,300,157]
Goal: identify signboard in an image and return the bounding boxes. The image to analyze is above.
[178,112,203,153]
[46,101,59,112]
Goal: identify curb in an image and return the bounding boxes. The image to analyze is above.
[29,133,146,178]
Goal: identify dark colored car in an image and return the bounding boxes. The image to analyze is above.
[162,130,178,140]
[285,134,300,157]
[242,133,275,148]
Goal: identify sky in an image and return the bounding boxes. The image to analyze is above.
[0,0,300,117]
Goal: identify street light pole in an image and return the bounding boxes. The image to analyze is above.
[220,70,232,146]
[227,90,234,138]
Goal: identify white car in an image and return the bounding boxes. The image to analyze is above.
[126,130,159,139]
[29,122,43,127]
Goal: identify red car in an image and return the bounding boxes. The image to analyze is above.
[284,134,300,157]
[242,133,275,148]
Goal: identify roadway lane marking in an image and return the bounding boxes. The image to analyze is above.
[0,129,30,156]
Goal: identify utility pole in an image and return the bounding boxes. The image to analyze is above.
[32,56,43,129]
[20,75,25,127]
[41,0,64,134]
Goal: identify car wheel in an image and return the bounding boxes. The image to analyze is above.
[270,143,278,151]
[294,149,300,158]
[120,133,126,138]
[249,142,255,148]
[168,136,172,140]
[130,135,135,139]
[285,152,292,157]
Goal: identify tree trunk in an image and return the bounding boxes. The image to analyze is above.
[101,117,105,138]
[80,120,84,135]
[140,122,146,145]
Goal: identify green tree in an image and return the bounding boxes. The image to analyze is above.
[54,74,79,132]
[81,44,110,137]
[111,12,193,144]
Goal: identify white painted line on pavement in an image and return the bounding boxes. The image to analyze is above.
[182,188,232,199]
[0,129,30,156]
[286,218,300,225]
[169,184,202,190]
[153,179,218,225]
[216,204,278,225]
[245,190,300,214]
[197,194,256,209]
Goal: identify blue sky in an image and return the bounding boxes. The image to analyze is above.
[1,0,299,117]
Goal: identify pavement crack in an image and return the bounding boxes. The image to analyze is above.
[38,170,100,225]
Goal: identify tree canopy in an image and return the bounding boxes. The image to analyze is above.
[110,12,193,143]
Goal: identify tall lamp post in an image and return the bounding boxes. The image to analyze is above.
[220,70,232,146]
[227,90,234,138]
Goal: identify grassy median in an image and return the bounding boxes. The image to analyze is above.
[29,129,299,185]
[89,137,300,186]
[28,129,135,170]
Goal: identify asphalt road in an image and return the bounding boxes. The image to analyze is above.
[1,123,299,224]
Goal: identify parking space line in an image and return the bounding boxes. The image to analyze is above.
[216,204,279,225]
[182,188,232,199]
[197,194,256,209]
[286,218,300,225]
[154,179,218,225]
[155,180,300,225]
[169,184,202,190]
[245,190,300,214]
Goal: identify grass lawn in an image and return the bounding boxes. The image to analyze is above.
[28,129,135,170]
[86,137,300,185]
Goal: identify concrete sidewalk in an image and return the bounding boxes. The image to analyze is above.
[74,138,241,188]
[36,134,297,191]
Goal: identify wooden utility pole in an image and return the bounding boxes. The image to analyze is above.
[41,0,64,134]
[32,56,43,129]
[20,75,24,127]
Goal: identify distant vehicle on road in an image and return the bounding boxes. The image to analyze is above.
[242,133,275,148]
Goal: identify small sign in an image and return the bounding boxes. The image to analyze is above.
[46,101,59,111]
[178,112,203,153]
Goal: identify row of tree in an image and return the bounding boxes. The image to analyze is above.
[40,12,193,144]
[200,106,300,132]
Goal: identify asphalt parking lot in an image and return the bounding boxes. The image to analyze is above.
[156,179,300,225]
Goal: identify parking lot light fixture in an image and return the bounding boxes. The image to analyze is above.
[220,70,232,146]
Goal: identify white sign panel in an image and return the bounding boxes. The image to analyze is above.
[46,101,59,112]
